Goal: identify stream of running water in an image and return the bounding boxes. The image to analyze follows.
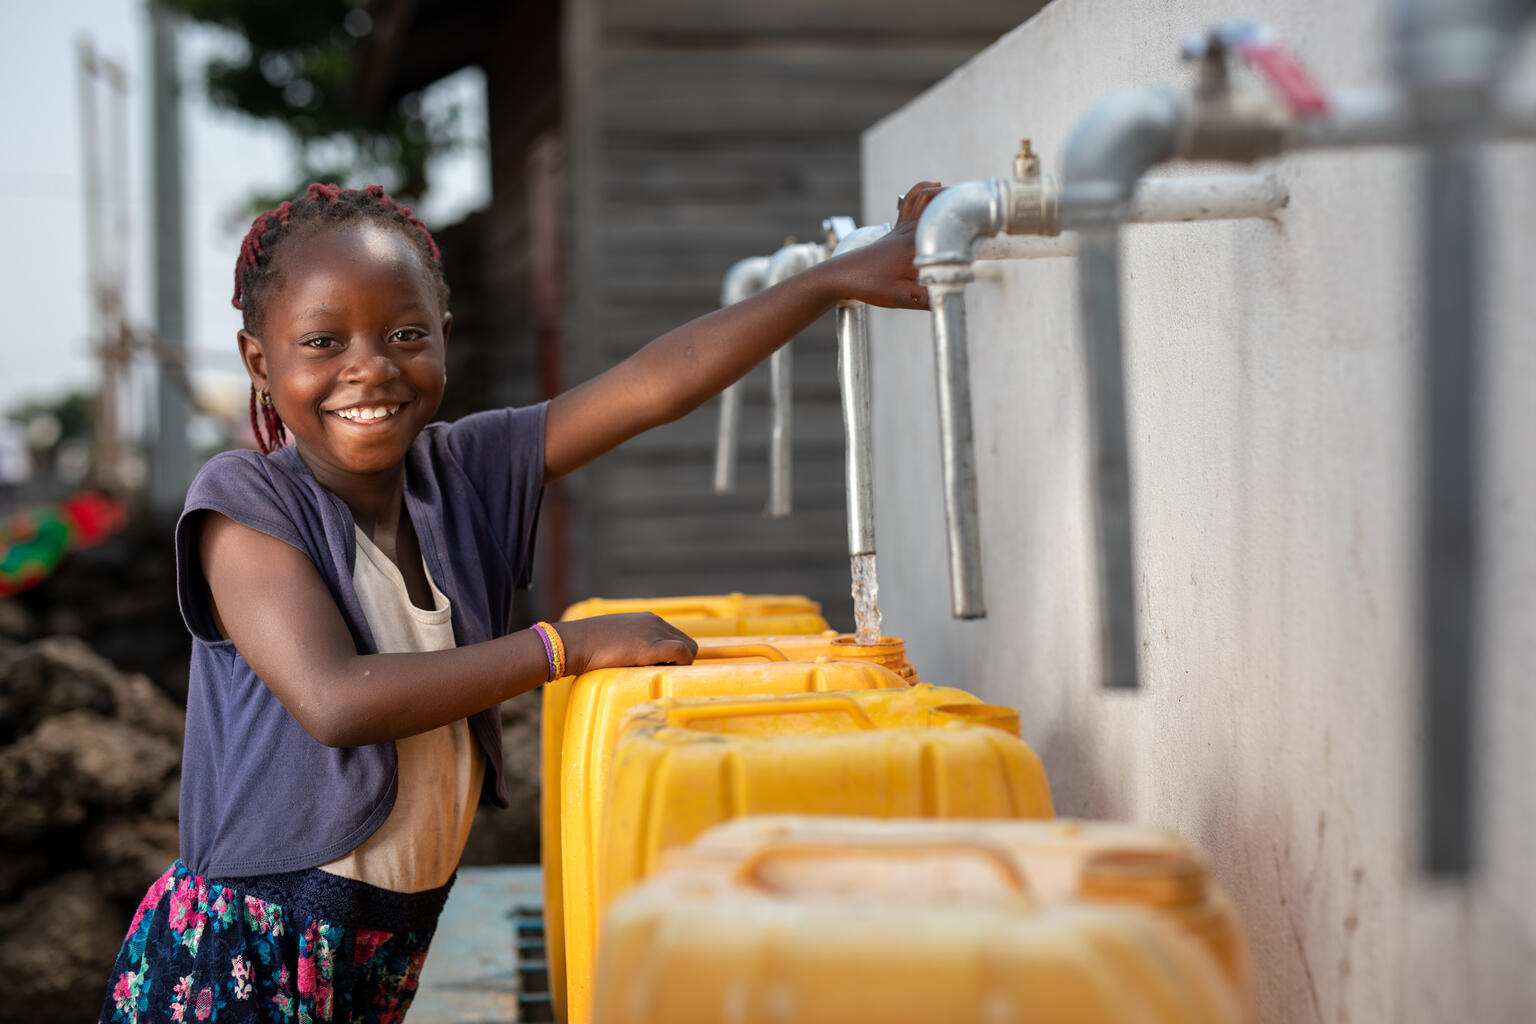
[850,552,883,645]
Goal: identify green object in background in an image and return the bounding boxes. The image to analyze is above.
[0,493,127,597]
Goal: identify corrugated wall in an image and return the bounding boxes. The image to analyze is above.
[560,0,1034,624]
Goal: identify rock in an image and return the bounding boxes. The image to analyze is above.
[0,636,118,741]
[0,731,81,841]
[152,773,181,822]
[85,815,180,905]
[0,848,49,902]
[42,605,87,638]
[107,670,185,747]
[0,634,183,745]
[0,711,179,844]
[0,871,128,1024]
[0,598,36,640]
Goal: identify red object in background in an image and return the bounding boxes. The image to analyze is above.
[58,492,130,545]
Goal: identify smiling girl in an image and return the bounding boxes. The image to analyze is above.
[99,180,939,1022]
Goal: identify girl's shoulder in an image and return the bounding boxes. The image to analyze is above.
[182,447,321,551]
[415,403,548,472]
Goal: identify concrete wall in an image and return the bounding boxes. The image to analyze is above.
[862,1,1535,1020]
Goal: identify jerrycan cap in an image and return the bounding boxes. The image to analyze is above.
[1079,849,1208,907]
[829,634,905,653]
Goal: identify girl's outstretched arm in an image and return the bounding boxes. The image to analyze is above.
[197,511,696,747]
[542,181,942,481]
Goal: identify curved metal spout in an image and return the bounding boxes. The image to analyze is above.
[830,223,893,558]
[762,242,827,518]
[1061,85,1187,690]
[713,256,771,495]
[911,166,1061,620]
[916,179,1019,268]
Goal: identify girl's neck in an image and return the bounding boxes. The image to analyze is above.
[292,444,409,538]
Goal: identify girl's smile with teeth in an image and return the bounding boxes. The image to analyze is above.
[332,404,404,422]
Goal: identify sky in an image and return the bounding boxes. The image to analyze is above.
[0,0,487,433]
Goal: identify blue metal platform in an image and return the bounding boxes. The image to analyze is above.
[410,865,550,1023]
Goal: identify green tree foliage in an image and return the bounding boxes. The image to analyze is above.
[161,0,455,205]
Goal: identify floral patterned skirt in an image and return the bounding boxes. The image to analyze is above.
[100,861,453,1023]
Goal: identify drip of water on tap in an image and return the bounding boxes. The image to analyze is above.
[851,553,883,646]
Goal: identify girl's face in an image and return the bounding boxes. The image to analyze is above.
[238,222,450,489]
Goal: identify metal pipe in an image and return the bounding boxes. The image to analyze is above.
[1284,81,1536,149]
[1392,0,1518,880]
[1418,135,1481,879]
[713,255,771,495]
[830,224,893,557]
[928,281,987,618]
[1075,226,1140,690]
[837,301,873,552]
[1060,85,1187,688]
[975,172,1288,261]
[762,242,826,518]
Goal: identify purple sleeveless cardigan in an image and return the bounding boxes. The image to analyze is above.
[173,404,547,877]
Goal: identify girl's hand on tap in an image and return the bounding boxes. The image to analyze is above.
[822,180,944,311]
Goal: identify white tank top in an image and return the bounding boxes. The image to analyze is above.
[316,526,485,893]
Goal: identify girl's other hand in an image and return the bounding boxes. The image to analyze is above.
[823,180,944,311]
[557,612,698,676]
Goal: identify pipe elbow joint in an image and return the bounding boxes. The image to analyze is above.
[831,222,893,259]
[914,178,1013,273]
[1062,85,1187,224]
[721,255,771,306]
[915,174,1061,284]
[765,242,825,287]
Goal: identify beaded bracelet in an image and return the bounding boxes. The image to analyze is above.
[531,621,566,681]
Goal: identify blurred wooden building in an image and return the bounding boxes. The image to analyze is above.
[356,0,1035,626]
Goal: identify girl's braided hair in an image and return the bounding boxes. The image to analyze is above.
[232,183,450,454]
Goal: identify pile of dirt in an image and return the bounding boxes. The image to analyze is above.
[0,519,545,1019]
[0,634,184,1022]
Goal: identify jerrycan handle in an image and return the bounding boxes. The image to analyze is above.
[928,702,1022,736]
[736,839,1034,899]
[664,693,877,730]
[691,643,790,663]
[650,604,725,619]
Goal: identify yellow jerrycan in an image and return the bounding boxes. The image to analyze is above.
[592,824,1245,1024]
[539,640,833,1022]
[694,630,921,682]
[600,685,1048,900]
[559,591,829,637]
[571,686,1053,1024]
[667,815,1253,1016]
[546,656,909,1024]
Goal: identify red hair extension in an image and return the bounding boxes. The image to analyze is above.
[230,183,448,326]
